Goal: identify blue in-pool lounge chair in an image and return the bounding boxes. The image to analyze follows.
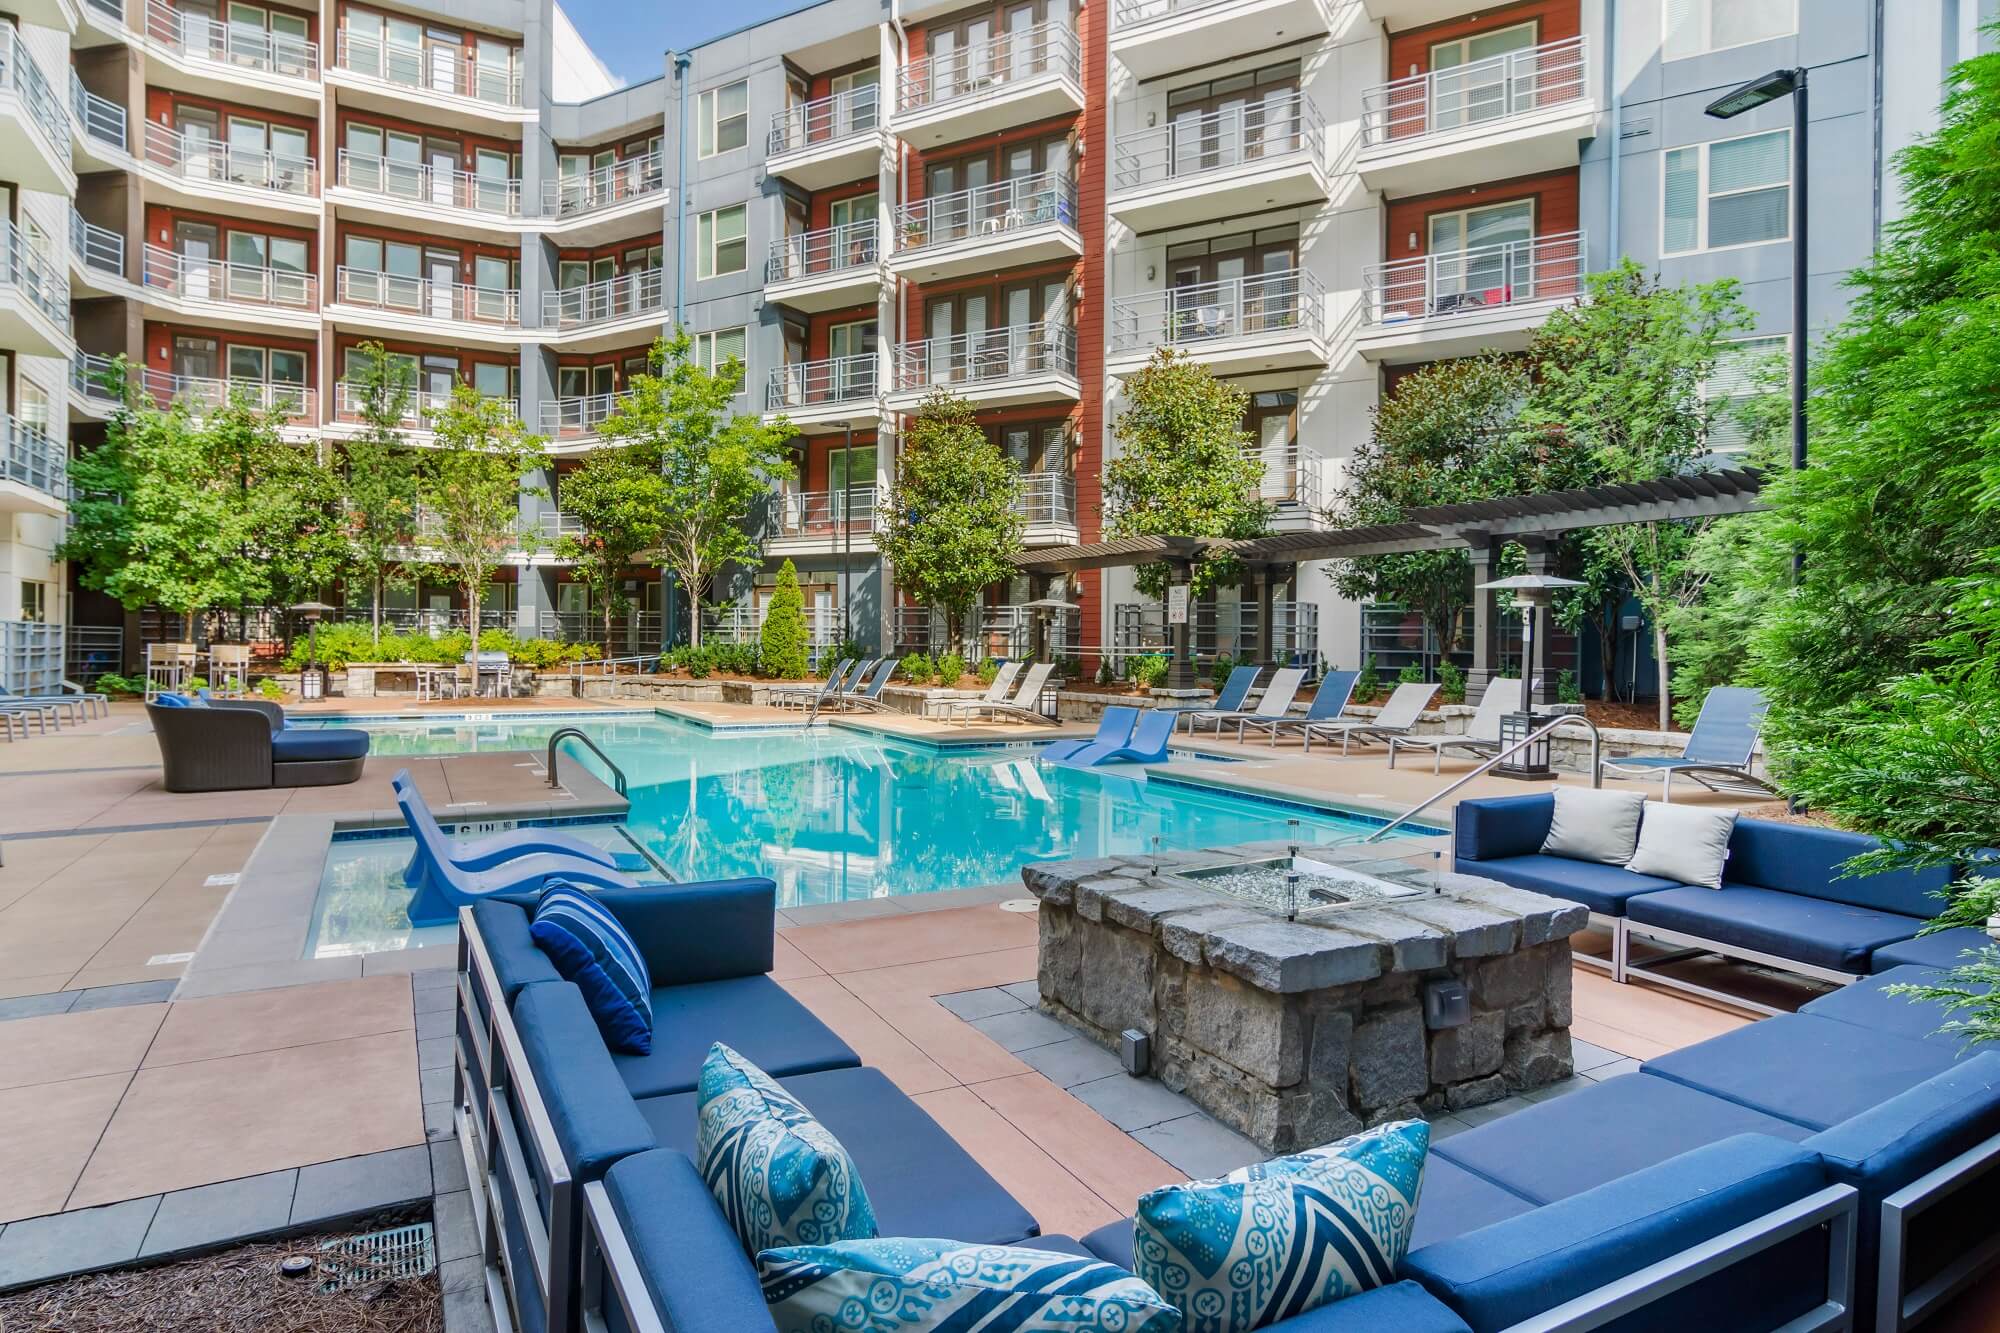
[1599,685,1775,801]
[1041,705,1137,763]
[1235,669,1359,746]
[1056,707,1177,767]
[400,785,658,926]
[1163,664,1261,732]
[392,769,643,879]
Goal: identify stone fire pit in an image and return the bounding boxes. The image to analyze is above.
[1025,839,1588,1153]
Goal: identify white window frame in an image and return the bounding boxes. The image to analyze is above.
[697,80,749,159]
[1660,128,1790,256]
[692,327,749,397]
[1661,0,1798,61]
[696,204,748,279]
[1701,332,1786,455]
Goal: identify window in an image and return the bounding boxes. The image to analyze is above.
[692,327,748,376]
[1663,0,1795,59]
[20,581,47,623]
[698,81,748,157]
[1664,130,1789,254]
[1702,335,1785,455]
[696,204,747,278]
[18,380,48,430]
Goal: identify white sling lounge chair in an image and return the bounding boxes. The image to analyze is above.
[939,661,1021,722]
[1387,677,1523,772]
[1304,681,1437,754]
[949,662,1056,726]
[1182,668,1304,736]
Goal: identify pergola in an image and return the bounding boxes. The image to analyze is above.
[1011,468,1768,692]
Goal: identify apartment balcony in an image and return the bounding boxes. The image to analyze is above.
[141,123,320,221]
[0,415,67,517]
[136,368,318,437]
[140,244,318,333]
[0,29,77,196]
[1356,230,1585,362]
[0,223,73,359]
[889,174,1080,285]
[329,383,519,443]
[70,73,128,169]
[888,322,1078,411]
[1017,471,1077,544]
[69,210,128,298]
[329,150,525,239]
[328,267,521,348]
[1110,94,1327,235]
[766,87,886,191]
[1357,0,1483,30]
[764,354,881,434]
[540,393,634,451]
[1108,268,1329,377]
[142,0,320,107]
[70,353,120,422]
[77,0,123,42]
[1110,0,1337,79]
[895,22,1083,149]
[1357,37,1594,197]
[541,151,668,244]
[1254,441,1323,530]
[540,269,666,351]
[769,486,880,557]
[329,31,528,130]
[765,221,885,313]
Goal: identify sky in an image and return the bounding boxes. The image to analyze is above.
[561,0,821,87]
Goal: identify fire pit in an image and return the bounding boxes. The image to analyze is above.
[1024,836,1587,1152]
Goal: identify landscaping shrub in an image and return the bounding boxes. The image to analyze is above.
[1355,654,1380,703]
[898,652,936,685]
[1129,654,1168,689]
[1397,663,1426,686]
[1094,658,1114,686]
[976,657,1002,687]
[759,561,811,679]
[1209,654,1235,690]
[937,652,966,686]
[282,626,595,671]
[94,672,143,696]
[1557,669,1582,704]
[258,678,285,701]
[1438,660,1466,705]
[1055,655,1083,680]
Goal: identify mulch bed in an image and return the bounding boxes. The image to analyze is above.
[0,1234,442,1333]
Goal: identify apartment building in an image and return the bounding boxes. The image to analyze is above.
[11,0,1992,683]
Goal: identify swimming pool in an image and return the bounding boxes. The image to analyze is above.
[303,710,1437,957]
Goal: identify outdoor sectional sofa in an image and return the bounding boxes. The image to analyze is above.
[453,875,2000,1333]
[147,696,369,792]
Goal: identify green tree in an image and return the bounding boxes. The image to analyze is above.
[555,446,670,653]
[1103,349,1269,598]
[599,334,795,646]
[421,384,548,635]
[760,559,811,679]
[339,342,424,639]
[877,389,1024,651]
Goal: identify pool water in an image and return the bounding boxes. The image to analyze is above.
[303,711,1435,957]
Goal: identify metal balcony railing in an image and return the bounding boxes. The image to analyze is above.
[336,266,520,327]
[544,150,667,218]
[0,221,71,332]
[0,414,66,500]
[72,352,121,406]
[767,219,879,284]
[540,392,633,438]
[82,0,123,23]
[895,172,1075,251]
[777,486,877,537]
[69,72,126,152]
[535,510,585,542]
[1017,471,1075,527]
[1113,89,1321,192]
[146,0,319,80]
[333,382,515,428]
[334,31,521,106]
[898,20,1078,114]
[1361,230,1585,325]
[541,268,665,330]
[1112,0,1281,27]
[70,210,125,278]
[137,368,316,420]
[766,354,878,413]
[1110,268,1324,355]
[894,322,1076,393]
[978,603,1080,659]
[1360,36,1587,146]
[0,27,71,151]
[144,122,319,196]
[336,150,522,217]
[1253,442,1320,509]
[143,243,316,311]
[1113,599,1319,662]
[768,84,881,154]
[1,620,64,695]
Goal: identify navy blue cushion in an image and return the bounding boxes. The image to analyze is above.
[470,901,562,1002]
[1456,854,1681,916]
[1408,1155,1536,1250]
[602,1149,776,1333]
[270,726,369,762]
[597,880,777,986]
[611,973,858,1099]
[1080,1217,1134,1270]
[1625,882,1926,973]
[511,982,656,1183]
[1640,1013,1960,1132]
[636,1064,1038,1247]
[1869,927,1994,973]
[1452,796,1554,863]
[1404,1134,1829,1331]
[1024,1234,1094,1259]
[532,884,654,1056]
[1432,1073,1810,1206]
[1270,1280,1473,1332]
[1725,818,1951,916]
[1800,966,1983,1049]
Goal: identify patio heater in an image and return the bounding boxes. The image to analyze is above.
[290,601,336,701]
[1475,573,1583,780]
[1020,597,1078,717]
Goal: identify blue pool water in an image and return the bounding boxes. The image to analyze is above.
[303,710,1436,957]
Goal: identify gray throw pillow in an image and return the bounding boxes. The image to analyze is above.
[1625,803,1739,889]
[1540,787,1646,865]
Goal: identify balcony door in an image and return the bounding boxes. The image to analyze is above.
[427,140,461,207]
[1429,22,1537,131]
[1167,62,1299,179]
[926,292,985,385]
[422,356,457,411]
[173,336,218,388]
[829,66,878,134]
[827,193,876,267]
[828,442,875,524]
[427,251,460,319]
[427,29,461,96]
[925,18,989,102]
[174,221,217,301]
[829,319,876,399]
[1000,276,1065,375]
[176,106,219,178]
[1427,199,1534,308]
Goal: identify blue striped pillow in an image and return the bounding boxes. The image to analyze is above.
[529,883,653,1055]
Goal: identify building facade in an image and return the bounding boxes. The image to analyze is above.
[11,0,1994,682]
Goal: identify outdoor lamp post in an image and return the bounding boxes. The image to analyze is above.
[289,600,336,701]
[1477,574,1584,780]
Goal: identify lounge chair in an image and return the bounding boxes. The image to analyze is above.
[821,659,898,715]
[1054,707,1177,767]
[401,785,658,926]
[1599,685,1774,802]
[948,661,1056,726]
[1303,680,1437,754]
[147,694,369,791]
[1388,676,1524,772]
[392,769,641,880]
[940,660,1020,722]
[0,699,62,736]
[0,682,107,721]
[1041,705,1137,763]
[1164,665,1261,733]
[771,658,855,712]
[1182,667,1304,736]
[1235,670,1359,746]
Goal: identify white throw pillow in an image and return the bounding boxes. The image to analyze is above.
[1540,788,1647,866]
[1625,803,1739,889]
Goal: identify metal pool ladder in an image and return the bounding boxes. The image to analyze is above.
[1347,711,1605,846]
[545,727,629,796]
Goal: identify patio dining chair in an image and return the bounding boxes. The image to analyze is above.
[1599,685,1775,802]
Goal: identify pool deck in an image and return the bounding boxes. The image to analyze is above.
[0,697,1996,1328]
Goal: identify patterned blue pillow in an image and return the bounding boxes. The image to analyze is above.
[697,1043,877,1258]
[529,883,652,1055]
[1134,1119,1429,1331]
[758,1237,1182,1333]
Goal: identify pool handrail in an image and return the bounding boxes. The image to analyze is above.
[545,726,630,796]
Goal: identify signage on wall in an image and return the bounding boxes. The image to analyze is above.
[1167,585,1189,626]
